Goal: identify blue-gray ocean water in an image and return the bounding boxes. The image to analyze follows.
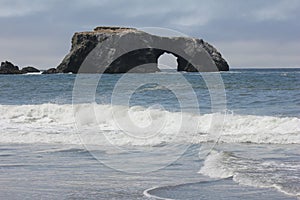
[0,68,299,199]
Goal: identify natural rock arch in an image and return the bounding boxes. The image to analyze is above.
[49,27,229,74]
[103,48,205,73]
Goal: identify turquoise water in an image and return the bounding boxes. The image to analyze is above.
[0,69,299,199]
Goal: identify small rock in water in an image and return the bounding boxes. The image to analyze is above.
[0,61,22,74]
[42,68,58,74]
[21,66,40,73]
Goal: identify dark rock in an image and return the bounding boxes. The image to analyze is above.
[42,68,58,74]
[21,66,40,73]
[0,61,22,74]
[55,26,229,73]
[104,48,162,73]
[94,26,137,32]
[196,39,229,71]
[56,32,100,73]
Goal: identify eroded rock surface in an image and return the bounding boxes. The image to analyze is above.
[53,27,229,73]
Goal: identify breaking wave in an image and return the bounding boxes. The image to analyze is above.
[199,150,300,198]
[0,103,299,145]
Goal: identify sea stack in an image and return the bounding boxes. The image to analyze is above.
[0,61,22,74]
[52,26,229,73]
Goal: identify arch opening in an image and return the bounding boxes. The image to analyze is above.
[157,52,178,72]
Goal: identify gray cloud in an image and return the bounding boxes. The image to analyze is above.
[0,0,299,69]
[251,0,300,22]
[0,0,47,17]
[216,40,300,68]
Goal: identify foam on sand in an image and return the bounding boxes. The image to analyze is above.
[199,150,300,198]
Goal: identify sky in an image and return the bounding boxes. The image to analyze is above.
[0,0,299,69]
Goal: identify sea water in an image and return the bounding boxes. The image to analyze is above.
[0,68,299,199]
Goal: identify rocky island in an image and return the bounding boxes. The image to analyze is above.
[44,26,229,74]
[0,61,40,74]
[1,27,229,74]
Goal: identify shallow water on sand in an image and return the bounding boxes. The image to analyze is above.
[0,144,299,199]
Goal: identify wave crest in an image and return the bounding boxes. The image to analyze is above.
[0,104,299,145]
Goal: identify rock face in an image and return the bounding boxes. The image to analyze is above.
[0,61,42,74]
[42,68,58,74]
[53,26,229,73]
[0,61,22,74]
[21,66,40,73]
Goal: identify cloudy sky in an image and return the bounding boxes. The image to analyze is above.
[0,0,299,69]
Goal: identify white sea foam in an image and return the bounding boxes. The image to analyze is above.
[199,151,234,178]
[0,103,299,145]
[23,72,43,75]
[143,187,174,200]
[199,150,300,198]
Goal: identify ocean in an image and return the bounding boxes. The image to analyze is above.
[0,68,299,199]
